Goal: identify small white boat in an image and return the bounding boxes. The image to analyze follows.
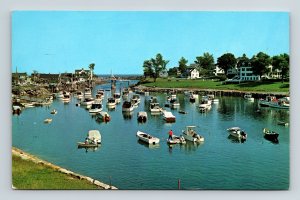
[167,135,186,145]
[96,111,111,122]
[107,97,116,108]
[50,109,58,114]
[122,101,134,112]
[21,102,35,108]
[81,97,95,106]
[137,111,148,122]
[12,105,22,114]
[87,130,101,144]
[199,99,211,112]
[44,118,52,123]
[244,93,254,102]
[62,94,71,103]
[89,100,103,113]
[132,94,141,103]
[227,127,247,139]
[163,111,176,123]
[277,121,289,126]
[56,91,64,98]
[84,88,92,98]
[76,91,84,99]
[113,93,121,104]
[150,102,161,113]
[136,131,160,145]
[182,126,204,142]
[170,99,180,108]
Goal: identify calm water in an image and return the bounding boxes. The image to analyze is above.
[12,81,290,190]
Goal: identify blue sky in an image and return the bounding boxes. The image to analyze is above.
[12,11,289,75]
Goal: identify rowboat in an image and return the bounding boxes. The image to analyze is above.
[137,111,148,122]
[136,131,160,145]
[263,128,279,143]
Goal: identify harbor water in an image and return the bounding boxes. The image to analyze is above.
[12,81,290,190]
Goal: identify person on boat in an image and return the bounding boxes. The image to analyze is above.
[168,130,173,140]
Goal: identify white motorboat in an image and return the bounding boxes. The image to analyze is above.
[113,93,121,104]
[170,99,180,108]
[132,94,141,104]
[56,91,64,99]
[84,88,92,98]
[167,135,186,145]
[163,111,176,123]
[199,99,211,112]
[89,100,103,113]
[131,98,139,107]
[137,111,148,122]
[87,130,101,144]
[122,101,134,112]
[96,111,111,122]
[268,97,290,109]
[150,102,161,113]
[50,109,58,114]
[76,91,84,99]
[62,94,71,103]
[136,131,160,145]
[81,97,95,106]
[227,127,247,139]
[44,118,52,123]
[107,97,116,108]
[244,93,254,102]
[182,126,205,142]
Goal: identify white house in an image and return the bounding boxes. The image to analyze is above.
[238,66,260,81]
[214,66,225,76]
[187,68,199,79]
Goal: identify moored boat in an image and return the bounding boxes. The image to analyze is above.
[263,128,279,143]
[106,97,116,108]
[136,130,160,145]
[87,130,101,144]
[44,118,52,123]
[163,111,176,123]
[137,111,148,122]
[227,127,247,139]
[182,126,204,142]
[113,93,121,104]
[80,97,95,106]
[150,102,161,114]
[96,111,111,123]
[244,93,254,102]
[122,101,134,112]
[277,121,289,126]
[50,109,58,114]
[167,135,186,145]
[89,100,103,113]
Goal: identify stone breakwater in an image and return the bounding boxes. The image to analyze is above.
[12,147,117,190]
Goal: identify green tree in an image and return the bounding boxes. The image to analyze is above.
[216,53,237,75]
[195,52,215,73]
[272,53,289,82]
[168,67,179,77]
[251,52,271,78]
[88,63,95,80]
[143,53,169,82]
[178,57,188,74]
[237,54,250,68]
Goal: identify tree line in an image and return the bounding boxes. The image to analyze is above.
[143,52,289,82]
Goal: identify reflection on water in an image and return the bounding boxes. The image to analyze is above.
[227,135,246,143]
[12,81,290,190]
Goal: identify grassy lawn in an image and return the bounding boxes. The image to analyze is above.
[12,155,100,190]
[141,78,289,93]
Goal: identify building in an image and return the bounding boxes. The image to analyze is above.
[187,68,199,79]
[238,66,260,81]
[214,66,225,76]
